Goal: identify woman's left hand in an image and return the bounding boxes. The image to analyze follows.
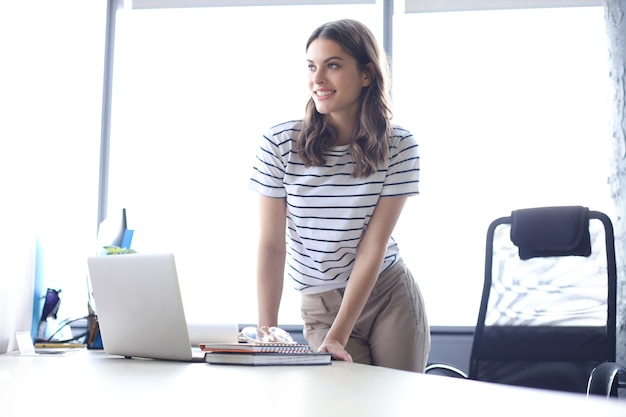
[318,339,353,362]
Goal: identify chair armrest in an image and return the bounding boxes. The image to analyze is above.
[425,363,469,379]
[587,362,626,398]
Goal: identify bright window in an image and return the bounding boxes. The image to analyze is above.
[391,4,611,325]
[107,2,611,327]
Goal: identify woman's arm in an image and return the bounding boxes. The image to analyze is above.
[319,195,409,360]
[256,194,287,328]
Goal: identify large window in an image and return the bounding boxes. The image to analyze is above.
[391,4,611,325]
[106,1,611,327]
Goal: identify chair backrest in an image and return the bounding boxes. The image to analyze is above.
[469,206,617,393]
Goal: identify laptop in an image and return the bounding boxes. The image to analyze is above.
[86,252,238,362]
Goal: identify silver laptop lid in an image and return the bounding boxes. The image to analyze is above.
[87,253,194,361]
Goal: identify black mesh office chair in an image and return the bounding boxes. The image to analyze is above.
[426,206,624,397]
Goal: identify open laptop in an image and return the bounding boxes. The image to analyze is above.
[86,252,238,362]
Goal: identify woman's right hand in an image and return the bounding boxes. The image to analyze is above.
[318,339,353,362]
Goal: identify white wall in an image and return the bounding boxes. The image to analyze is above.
[0,0,106,337]
[0,218,36,354]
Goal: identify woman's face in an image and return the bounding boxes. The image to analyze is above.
[306,38,371,122]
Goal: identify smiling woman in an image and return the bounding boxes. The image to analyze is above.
[306,38,375,144]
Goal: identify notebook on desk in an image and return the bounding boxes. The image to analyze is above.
[86,252,238,362]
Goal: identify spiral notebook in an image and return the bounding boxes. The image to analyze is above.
[199,342,312,353]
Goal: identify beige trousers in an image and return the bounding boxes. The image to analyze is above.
[300,258,430,372]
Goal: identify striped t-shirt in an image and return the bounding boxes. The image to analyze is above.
[249,120,420,294]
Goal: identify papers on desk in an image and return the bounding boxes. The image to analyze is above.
[203,351,332,366]
[14,331,81,357]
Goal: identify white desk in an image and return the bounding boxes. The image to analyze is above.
[1,350,625,416]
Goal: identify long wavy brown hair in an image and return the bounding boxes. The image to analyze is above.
[296,19,392,178]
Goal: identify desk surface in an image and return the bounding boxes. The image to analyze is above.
[1,350,625,416]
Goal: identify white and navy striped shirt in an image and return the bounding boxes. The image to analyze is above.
[250,120,420,294]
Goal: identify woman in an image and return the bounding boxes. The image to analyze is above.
[249,19,430,372]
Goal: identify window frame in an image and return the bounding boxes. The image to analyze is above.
[404,0,601,13]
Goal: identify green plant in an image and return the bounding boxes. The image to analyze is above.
[103,246,137,255]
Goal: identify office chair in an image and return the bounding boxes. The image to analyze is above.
[426,206,624,397]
